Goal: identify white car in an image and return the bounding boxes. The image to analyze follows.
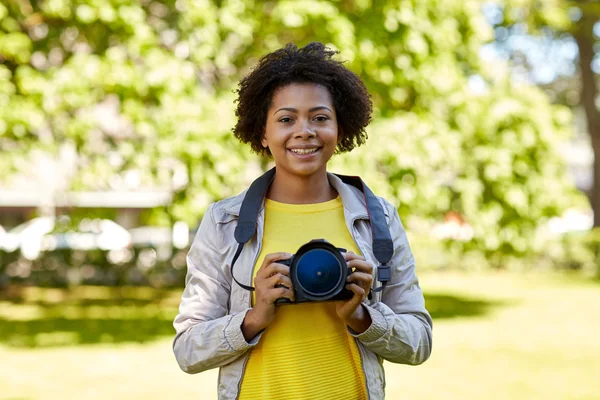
[0,224,7,249]
[0,217,131,259]
[0,217,55,257]
[41,218,132,252]
[129,221,189,249]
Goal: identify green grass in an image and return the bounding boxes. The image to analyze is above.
[0,271,598,400]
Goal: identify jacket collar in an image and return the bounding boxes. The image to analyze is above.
[223,172,370,220]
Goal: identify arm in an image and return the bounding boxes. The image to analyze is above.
[349,200,433,365]
[172,204,259,374]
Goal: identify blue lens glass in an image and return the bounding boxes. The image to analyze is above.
[295,249,342,296]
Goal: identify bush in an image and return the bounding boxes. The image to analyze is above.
[0,246,189,289]
[551,229,600,278]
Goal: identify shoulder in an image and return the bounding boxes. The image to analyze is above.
[370,194,404,230]
[371,196,397,227]
[208,190,247,224]
[376,196,407,234]
[328,172,394,219]
[376,196,396,217]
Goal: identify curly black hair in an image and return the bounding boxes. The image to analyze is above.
[233,42,373,156]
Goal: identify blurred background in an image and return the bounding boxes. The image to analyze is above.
[0,0,599,399]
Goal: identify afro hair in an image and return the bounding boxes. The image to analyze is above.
[233,42,373,156]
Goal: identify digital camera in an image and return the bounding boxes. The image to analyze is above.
[275,239,354,304]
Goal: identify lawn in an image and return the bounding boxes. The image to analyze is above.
[0,270,598,400]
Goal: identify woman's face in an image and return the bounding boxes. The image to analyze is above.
[262,83,338,178]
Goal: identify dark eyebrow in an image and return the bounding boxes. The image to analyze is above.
[273,106,332,115]
[309,106,332,113]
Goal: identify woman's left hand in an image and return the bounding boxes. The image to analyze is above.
[335,251,374,333]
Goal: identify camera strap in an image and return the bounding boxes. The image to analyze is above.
[230,167,394,295]
[333,173,393,296]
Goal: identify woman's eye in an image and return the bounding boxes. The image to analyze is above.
[314,116,329,122]
[279,117,293,123]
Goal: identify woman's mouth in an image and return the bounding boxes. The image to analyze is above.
[287,147,321,158]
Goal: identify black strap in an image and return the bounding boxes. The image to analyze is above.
[334,174,393,295]
[230,243,255,291]
[230,167,394,293]
[334,174,394,264]
[230,168,275,291]
[234,167,276,244]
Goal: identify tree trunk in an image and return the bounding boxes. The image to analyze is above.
[574,15,600,228]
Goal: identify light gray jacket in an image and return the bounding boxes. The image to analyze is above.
[173,173,433,400]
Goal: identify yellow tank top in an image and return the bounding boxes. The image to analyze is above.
[239,196,368,400]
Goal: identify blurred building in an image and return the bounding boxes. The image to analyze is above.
[0,189,172,229]
[0,143,173,229]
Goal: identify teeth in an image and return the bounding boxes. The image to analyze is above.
[290,148,318,154]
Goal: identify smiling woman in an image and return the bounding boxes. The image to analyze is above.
[260,83,340,203]
[172,42,432,400]
[233,42,372,157]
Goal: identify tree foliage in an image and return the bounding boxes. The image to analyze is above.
[0,0,582,261]
[488,0,600,229]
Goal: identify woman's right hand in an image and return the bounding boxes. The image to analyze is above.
[241,252,294,341]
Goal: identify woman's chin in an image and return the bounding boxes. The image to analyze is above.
[285,164,329,177]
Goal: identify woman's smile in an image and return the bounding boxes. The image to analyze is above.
[287,146,322,157]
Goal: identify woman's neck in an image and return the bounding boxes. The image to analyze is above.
[266,170,338,204]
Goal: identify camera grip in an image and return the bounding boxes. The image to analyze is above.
[274,281,293,305]
[275,297,292,305]
[273,257,293,305]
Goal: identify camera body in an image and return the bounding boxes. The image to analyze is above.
[274,239,354,305]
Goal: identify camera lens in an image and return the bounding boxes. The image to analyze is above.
[295,249,343,297]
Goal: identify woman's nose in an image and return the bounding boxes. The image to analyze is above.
[295,120,316,138]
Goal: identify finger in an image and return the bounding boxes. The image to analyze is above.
[256,259,290,278]
[267,273,293,289]
[254,266,288,287]
[346,283,367,301]
[344,252,365,261]
[347,272,374,287]
[348,274,373,294]
[261,252,293,267]
[260,263,292,279]
[347,259,374,274]
[259,252,293,270]
[266,286,295,303]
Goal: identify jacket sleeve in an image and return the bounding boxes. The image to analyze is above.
[172,204,261,374]
[349,199,433,365]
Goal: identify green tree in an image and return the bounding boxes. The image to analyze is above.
[491,0,600,227]
[0,0,581,262]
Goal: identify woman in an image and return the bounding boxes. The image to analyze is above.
[173,42,432,400]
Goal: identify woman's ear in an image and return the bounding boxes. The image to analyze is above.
[261,135,268,148]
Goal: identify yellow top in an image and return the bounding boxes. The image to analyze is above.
[239,196,368,400]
